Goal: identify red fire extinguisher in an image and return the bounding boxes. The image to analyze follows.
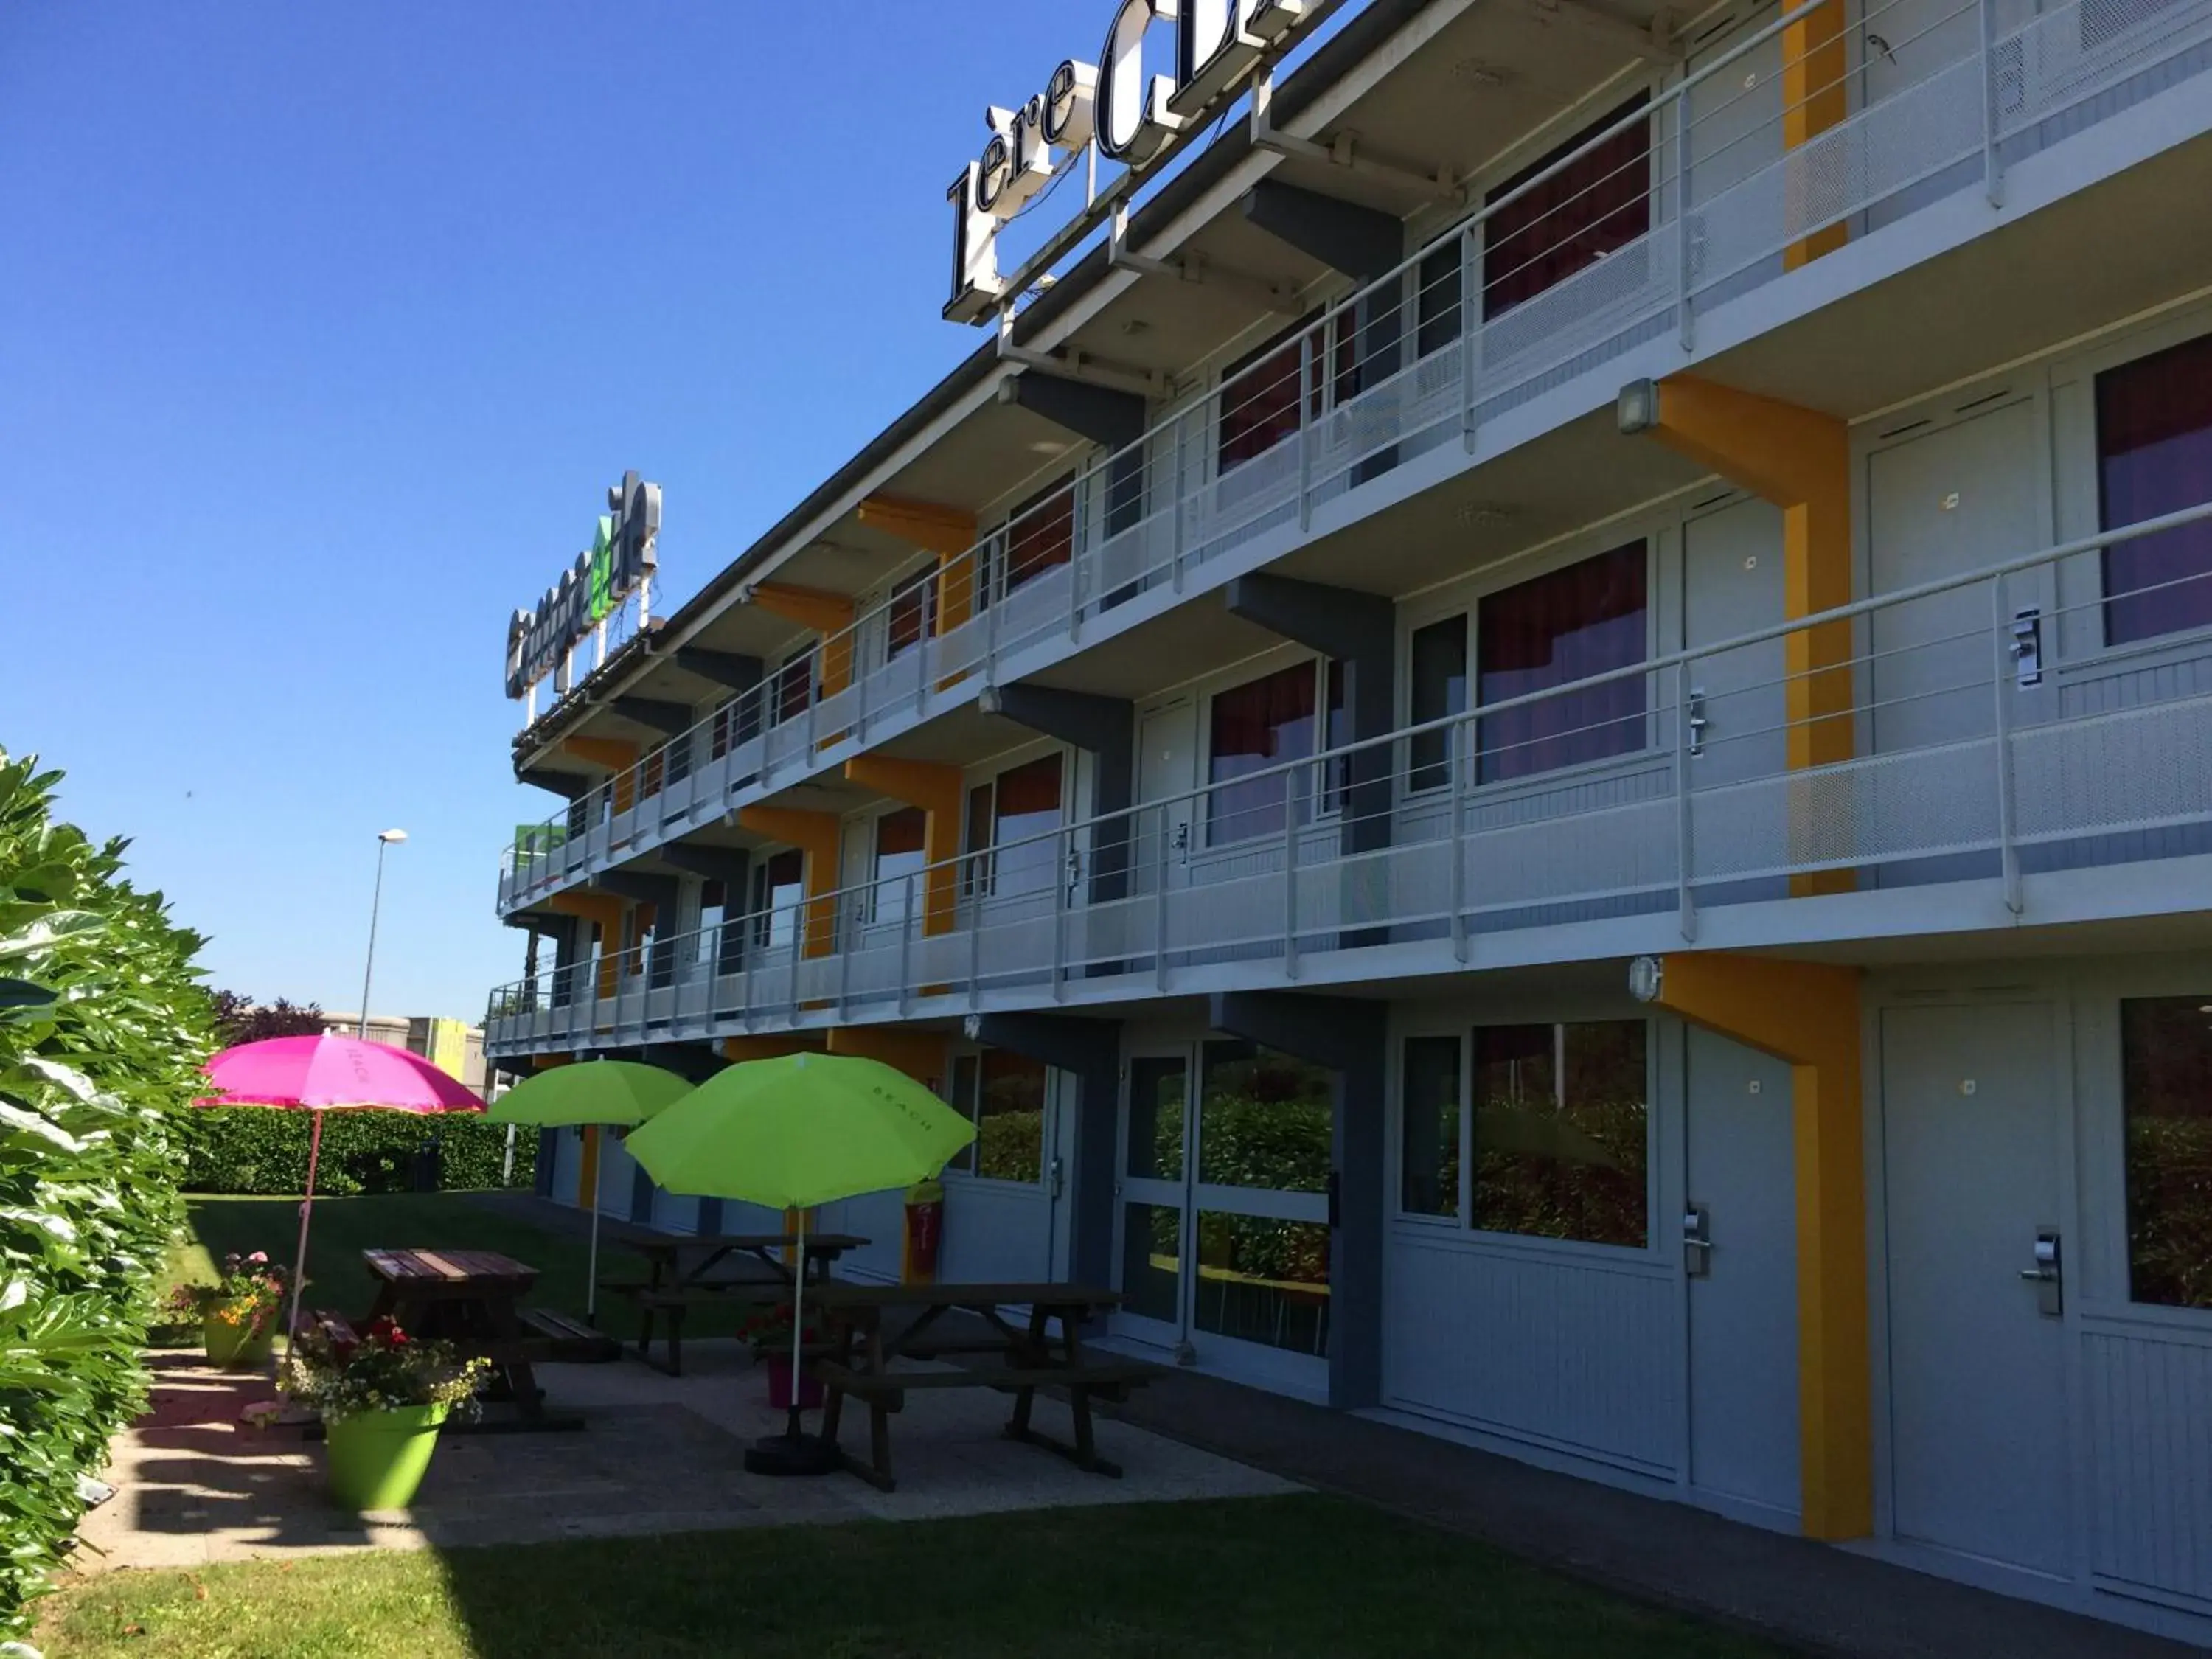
[903,1178,945,1284]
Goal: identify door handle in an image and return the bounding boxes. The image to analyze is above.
[2011,606,2043,688]
[1682,1203,1712,1277]
[1172,821,1191,863]
[1686,689,1708,759]
[2020,1228,2062,1316]
[1048,1155,1064,1199]
[1326,1170,1340,1229]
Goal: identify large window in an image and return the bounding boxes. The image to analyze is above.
[750,848,804,950]
[998,481,1074,597]
[1208,661,1326,845]
[1482,95,1651,321]
[1399,1036,1462,1217]
[1477,540,1647,783]
[2098,333,2212,646]
[2121,996,2212,1310]
[1217,316,1318,472]
[1407,616,1470,791]
[1466,1020,1649,1247]
[945,1050,1047,1182]
[961,754,1064,900]
[871,807,927,925]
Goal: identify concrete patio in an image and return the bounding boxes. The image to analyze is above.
[77,1345,1295,1572]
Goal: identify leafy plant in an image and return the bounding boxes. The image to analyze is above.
[161,1250,286,1338]
[207,991,326,1048]
[734,1301,827,1358]
[279,1317,489,1424]
[0,748,215,1641]
[176,1108,531,1196]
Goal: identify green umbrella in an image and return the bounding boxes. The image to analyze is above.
[624,1051,975,1474]
[487,1060,695,1318]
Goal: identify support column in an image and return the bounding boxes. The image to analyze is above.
[1640,950,1869,1540]
[827,1026,950,1089]
[750,582,858,703]
[970,1012,1121,1294]
[1627,374,1853,897]
[843,756,963,936]
[1784,1,1850,268]
[979,684,1135,905]
[737,806,843,959]
[563,734,639,815]
[1208,990,1386,1409]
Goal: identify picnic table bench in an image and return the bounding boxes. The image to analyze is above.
[359,1248,581,1432]
[810,1282,1150,1492]
[597,1227,867,1376]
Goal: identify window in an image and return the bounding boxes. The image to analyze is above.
[2098,333,2212,646]
[1208,661,1319,845]
[771,651,813,726]
[1217,316,1318,472]
[1399,1036,1462,1217]
[945,1050,1048,1181]
[751,848,804,950]
[1483,94,1651,321]
[999,481,1074,598]
[1407,616,1469,791]
[886,567,936,659]
[2121,996,2212,1310]
[1477,540,1647,783]
[1415,243,1464,358]
[1197,1040,1335,1193]
[992,755,1064,902]
[1470,1020,1648,1247]
[872,807,927,925]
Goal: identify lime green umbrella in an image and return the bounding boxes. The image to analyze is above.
[488,1060,695,1318]
[624,1051,975,1472]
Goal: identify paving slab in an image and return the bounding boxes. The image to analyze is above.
[75,1347,1295,1573]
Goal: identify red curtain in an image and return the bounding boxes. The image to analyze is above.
[1208,661,1318,843]
[1217,316,1320,471]
[1477,541,1646,783]
[1004,483,1074,592]
[887,570,935,658]
[1483,95,1651,321]
[2099,331,2212,645]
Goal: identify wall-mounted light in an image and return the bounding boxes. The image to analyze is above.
[1628,955,1665,1004]
[962,1013,984,1041]
[1617,378,1659,435]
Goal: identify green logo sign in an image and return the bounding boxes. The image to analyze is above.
[587,515,616,622]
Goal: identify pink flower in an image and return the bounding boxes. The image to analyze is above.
[246,1251,268,1265]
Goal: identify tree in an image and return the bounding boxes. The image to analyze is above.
[209,990,326,1048]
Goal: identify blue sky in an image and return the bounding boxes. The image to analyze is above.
[0,2,1121,1019]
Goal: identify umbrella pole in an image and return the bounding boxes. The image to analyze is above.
[286,1110,324,1340]
[586,1129,603,1321]
[786,1212,807,1442]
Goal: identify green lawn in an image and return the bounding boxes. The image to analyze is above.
[171,1192,760,1342]
[41,1495,1789,1659]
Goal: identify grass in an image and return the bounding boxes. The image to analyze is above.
[171,1192,761,1343]
[40,1494,1790,1659]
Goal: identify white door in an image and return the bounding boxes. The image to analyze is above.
[1115,1051,1195,1352]
[1684,497,1789,787]
[938,1053,1067,1284]
[1138,700,1199,971]
[1881,1001,2071,1577]
[1685,1028,1802,1520]
[1683,3,1784,305]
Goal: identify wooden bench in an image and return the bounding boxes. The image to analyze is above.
[631,1284,792,1377]
[516,1307,620,1363]
[812,1359,1155,1492]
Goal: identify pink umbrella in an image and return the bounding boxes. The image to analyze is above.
[200,1034,484,1339]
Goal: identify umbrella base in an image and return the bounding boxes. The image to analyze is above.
[744,1430,841,1478]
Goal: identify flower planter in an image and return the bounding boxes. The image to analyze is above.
[201,1310,275,1371]
[765,1364,824,1411]
[324,1402,450,1512]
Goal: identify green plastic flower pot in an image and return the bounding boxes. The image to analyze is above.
[201,1310,274,1371]
[323,1403,450,1512]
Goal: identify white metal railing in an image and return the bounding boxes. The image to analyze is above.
[485,499,2212,1053]
[494,0,2212,914]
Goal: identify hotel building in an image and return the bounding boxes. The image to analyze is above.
[485,0,2212,1634]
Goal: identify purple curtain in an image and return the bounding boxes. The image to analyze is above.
[2099,332,2212,645]
[1208,662,1318,843]
[1484,96,1651,321]
[1477,541,1646,783]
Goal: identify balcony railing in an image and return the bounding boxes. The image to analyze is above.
[486,499,2212,1054]
[495,0,2212,914]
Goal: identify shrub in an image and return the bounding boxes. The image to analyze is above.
[0,751,214,1641]
[176,1108,533,1196]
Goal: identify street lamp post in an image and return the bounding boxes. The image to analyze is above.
[357,829,408,1038]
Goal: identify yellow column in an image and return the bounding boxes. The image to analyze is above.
[843,756,964,938]
[737,805,844,961]
[563,735,640,815]
[1646,950,1869,1540]
[1784,0,1850,268]
[826,1026,949,1090]
[578,1123,600,1212]
[1639,375,1854,897]
[546,891,626,1000]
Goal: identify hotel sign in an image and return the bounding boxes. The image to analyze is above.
[505,473,661,703]
[945,0,1316,324]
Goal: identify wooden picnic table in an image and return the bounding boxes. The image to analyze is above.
[809,1281,1150,1491]
[596,1227,869,1376]
[361,1248,579,1432]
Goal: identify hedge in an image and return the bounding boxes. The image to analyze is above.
[0,751,214,1644]
[178,1109,534,1197]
